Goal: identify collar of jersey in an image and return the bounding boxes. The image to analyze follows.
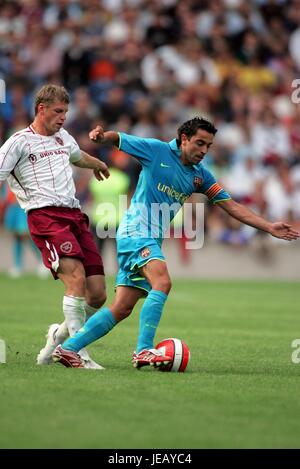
[168,138,181,155]
[168,138,199,171]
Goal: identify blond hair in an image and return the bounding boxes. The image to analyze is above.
[34,84,70,114]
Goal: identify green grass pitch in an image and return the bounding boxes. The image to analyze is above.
[0,274,300,449]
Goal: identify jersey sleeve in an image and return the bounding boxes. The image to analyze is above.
[198,166,231,204]
[62,130,81,163]
[0,134,26,181]
[118,132,161,167]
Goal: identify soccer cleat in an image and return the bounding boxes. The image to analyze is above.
[81,358,105,370]
[78,348,105,370]
[37,323,60,365]
[79,354,105,370]
[132,348,172,369]
[52,345,85,368]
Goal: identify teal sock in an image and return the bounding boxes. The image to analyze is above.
[136,290,168,353]
[62,307,116,353]
[13,237,23,270]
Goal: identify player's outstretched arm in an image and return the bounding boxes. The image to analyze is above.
[218,199,300,241]
[89,125,119,146]
[73,150,110,181]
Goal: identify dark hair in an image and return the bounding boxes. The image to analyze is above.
[35,84,70,115]
[177,117,217,144]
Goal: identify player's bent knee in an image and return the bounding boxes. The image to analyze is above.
[63,271,86,294]
[152,278,172,294]
[72,271,86,288]
[99,291,107,306]
[111,303,134,321]
[120,305,133,319]
[87,291,107,309]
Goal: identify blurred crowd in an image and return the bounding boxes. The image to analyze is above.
[1,0,300,273]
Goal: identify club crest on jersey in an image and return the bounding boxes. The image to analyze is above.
[140,247,151,258]
[60,241,73,254]
[28,153,37,164]
[193,176,202,190]
[55,136,64,145]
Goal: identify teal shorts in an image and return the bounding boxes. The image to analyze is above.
[115,237,165,294]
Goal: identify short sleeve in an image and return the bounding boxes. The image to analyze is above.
[118,132,162,167]
[60,129,81,163]
[68,134,81,163]
[0,134,26,181]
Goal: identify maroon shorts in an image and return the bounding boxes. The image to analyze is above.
[27,206,104,279]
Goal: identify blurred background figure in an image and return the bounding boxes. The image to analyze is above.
[0,183,47,277]
[88,150,131,266]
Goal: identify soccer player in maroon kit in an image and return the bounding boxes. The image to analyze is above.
[0,84,109,369]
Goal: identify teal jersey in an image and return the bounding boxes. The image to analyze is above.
[117,133,231,243]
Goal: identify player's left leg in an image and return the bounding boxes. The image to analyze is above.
[76,214,107,321]
[136,259,171,353]
[37,257,87,365]
[78,274,107,368]
[41,275,107,366]
[84,274,106,318]
[43,210,106,367]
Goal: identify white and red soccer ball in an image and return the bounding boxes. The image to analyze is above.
[156,338,190,372]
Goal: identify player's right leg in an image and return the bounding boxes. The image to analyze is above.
[132,259,172,368]
[57,257,106,368]
[36,258,103,367]
[52,286,144,368]
[37,257,87,365]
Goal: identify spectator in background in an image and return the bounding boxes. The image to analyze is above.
[61,27,90,91]
[251,107,291,164]
[100,86,131,126]
[42,0,82,34]
[115,39,146,94]
[66,86,99,134]
[22,27,62,85]
[0,81,31,126]
[0,1,25,45]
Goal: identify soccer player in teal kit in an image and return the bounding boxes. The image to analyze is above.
[52,117,299,369]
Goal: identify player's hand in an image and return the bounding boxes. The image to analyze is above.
[269,222,300,241]
[89,125,104,143]
[94,161,110,181]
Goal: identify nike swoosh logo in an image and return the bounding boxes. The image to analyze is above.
[160,163,171,168]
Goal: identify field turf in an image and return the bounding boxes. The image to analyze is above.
[0,274,299,449]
